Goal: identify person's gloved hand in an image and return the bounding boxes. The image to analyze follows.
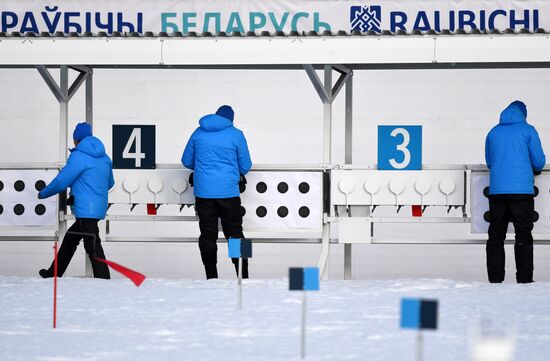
[37,192,44,200]
[239,174,247,193]
[188,172,194,187]
[66,195,75,213]
[534,168,542,176]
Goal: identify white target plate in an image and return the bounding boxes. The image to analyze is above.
[240,171,323,230]
[0,169,58,227]
[331,169,465,206]
[470,171,550,234]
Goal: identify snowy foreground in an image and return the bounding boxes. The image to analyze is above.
[1,277,549,361]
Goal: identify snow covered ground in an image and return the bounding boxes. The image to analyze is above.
[1,277,549,361]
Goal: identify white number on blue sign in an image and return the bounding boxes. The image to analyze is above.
[378,125,422,170]
[389,128,411,169]
[122,128,146,168]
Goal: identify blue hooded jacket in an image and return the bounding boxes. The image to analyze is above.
[485,101,546,195]
[39,136,115,219]
[181,114,252,198]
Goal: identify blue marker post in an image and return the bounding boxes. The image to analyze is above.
[400,298,438,361]
[289,267,320,359]
[228,238,252,310]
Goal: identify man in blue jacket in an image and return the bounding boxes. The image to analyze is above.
[485,100,546,283]
[39,123,114,279]
[182,105,252,279]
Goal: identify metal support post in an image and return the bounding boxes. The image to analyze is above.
[344,75,353,165]
[58,65,69,269]
[323,65,332,164]
[86,70,93,125]
[320,65,333,280]
[84,70,94,277]
[344,74,353,280]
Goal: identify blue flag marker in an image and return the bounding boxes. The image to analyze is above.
[289,267,319,291]
[400,298,438,361]
[303,268,320,291]
[228,238,252,258]
[401,298,438,330]
[228,238,252,310]
[288,267,320,359]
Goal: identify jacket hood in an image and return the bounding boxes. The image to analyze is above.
[199,114,233,132]
[72,136,106,158]
[499,103,526,125]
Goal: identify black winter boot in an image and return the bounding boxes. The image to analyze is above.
[39,268,53,278]
[204,262,218,279]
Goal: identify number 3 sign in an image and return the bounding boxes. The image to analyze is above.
[377,125,422,170]
[113,125,156,169]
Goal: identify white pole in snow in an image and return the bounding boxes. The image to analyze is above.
[416,331,423,361]
[237,257,242,310]
[301,291,307,359]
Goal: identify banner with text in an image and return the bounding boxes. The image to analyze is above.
[0,0,547,35]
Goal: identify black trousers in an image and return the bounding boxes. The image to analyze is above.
[195,197,247,279]
[47,218,110,279]
[487,194,534,283]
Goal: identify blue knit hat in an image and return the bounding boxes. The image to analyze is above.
[73,122,92,141]
[510,100,527,118]
[216,105,234,122]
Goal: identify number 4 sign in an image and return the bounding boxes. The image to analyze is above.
[113,125,156,169]
[378,125,422,170]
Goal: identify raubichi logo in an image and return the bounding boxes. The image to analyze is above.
[350,6,382,32]
[350,5,541,32]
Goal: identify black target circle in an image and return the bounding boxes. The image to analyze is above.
[533,211,539,223]
[240,206,246,217]
[298,206,310,218]
[256,206,267,218]
[256,182,267,194]
[483,187,490,198]
[35,204,46,216]
[0,181,3,192]
[277,206,289,218]
[483,211,491,223]
[35,180,46,191]
[14,180,25,192]
[534,186,539,197]
[277,182,289,194]
[299,182,310,194]
[14,204,25,216]
[0,204,3,215]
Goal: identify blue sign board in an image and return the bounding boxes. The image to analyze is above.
[113,125,156,169]
[289,267,319,291]
[228,238,252,258]
[378,125,422,170]
[401,298,438,330]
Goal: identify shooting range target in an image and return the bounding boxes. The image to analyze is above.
[240,171,322,230]
[471,172,550,234]
[0,169,58,227]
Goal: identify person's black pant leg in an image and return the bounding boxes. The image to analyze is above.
[509,195,534,283]
[218,197,245,239]
[80,219,110,279]
[195,197,219,278]
[218,197,248,278]
[487,195,509,283]
[49,221,84,277]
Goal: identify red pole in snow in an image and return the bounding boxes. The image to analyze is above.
[53,240,58,329]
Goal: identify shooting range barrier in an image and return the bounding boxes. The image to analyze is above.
[1,29,550,279]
